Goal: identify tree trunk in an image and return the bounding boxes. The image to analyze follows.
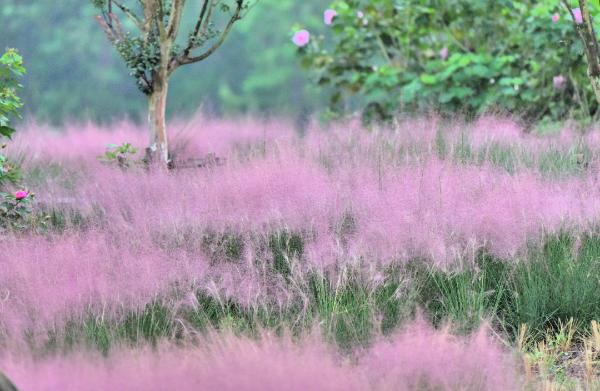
[589,73,600,106]
[147,71,169,166]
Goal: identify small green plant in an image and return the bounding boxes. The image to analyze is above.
[0,48,25,187]
[0,48,25,139]
[0,48,33,231]
[100,142,139,168]
[0,147,21,187]
[0,190,34,231]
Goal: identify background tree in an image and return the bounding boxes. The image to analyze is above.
[297,0,595,123]
[563,1,600,105]
[91,0,253,165]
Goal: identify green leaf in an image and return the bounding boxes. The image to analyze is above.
[0,126,15,139]
[420,74,438,85]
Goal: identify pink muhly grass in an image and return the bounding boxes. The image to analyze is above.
[6,115,600,337]
[362,319,520,390]
[0,231,209,337]
[5,156,600,338]
[1,322,519,391]
[13,115,295,165]
[470,115,524,148]
[2,334,364,391]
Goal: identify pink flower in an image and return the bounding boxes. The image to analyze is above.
[552,13,560,23]
[15,191,28,200]
[439,47,449,60]
[324,9,337,25]
[357,11,365,19]
[553,75,566,90]
[573,8,583,24]
[292,30,310,47]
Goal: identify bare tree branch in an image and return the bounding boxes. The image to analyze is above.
[112,0,144,30]
[200,0,217,37]
[96,12,125,42]
[155,0,168,42]
[167,0,186,39]
[563,0,600,75]
[580,0,600,75]
[182,0,211,58]
[176,0,244,67]
[141,0,159,38]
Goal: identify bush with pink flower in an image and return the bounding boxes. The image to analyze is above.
[0,190,35,231]
[0,49,37,232]
[294,0,596,123]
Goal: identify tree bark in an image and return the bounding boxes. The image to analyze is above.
[589,74,600,106]
[147,70,169,166]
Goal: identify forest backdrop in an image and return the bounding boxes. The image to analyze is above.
[0,0,325,124]
[2,0,598,125]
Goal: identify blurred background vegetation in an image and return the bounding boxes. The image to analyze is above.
[1,0,598,125]
[0,0,326,124]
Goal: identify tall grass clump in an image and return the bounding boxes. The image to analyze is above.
[1,321,520,391]
[4,115,600,387]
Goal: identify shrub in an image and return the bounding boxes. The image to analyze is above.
[0,190,34,231]
[0,49,32,230]
[296,0,595,122]
[0,48,24,187]
[99,142,139,169]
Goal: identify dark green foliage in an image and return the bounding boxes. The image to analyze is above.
[372,265,418,334]
[0,49,25,139]
[43,207,93,232]
[13,231,600,357]
[507,232,600,335]
[298,0,596,122]
[307,272,374,348]
[0,153,22,188]
[201,230,245,264]
[0,0,325,123]
[0,49,24,189]
[0,192,35,231]
[99,142,139,169]
[416,252,509,334]
[332,211,358,248]
[268,231,304,277]
[118,301,174,344]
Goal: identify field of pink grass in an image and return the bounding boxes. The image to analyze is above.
[1,321,520,391]
[2,115,600,388]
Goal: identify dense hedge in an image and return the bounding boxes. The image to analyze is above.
[297,0,597,122]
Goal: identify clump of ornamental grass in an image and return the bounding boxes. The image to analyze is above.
[4,115,600,387]
[1,320,520,391]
